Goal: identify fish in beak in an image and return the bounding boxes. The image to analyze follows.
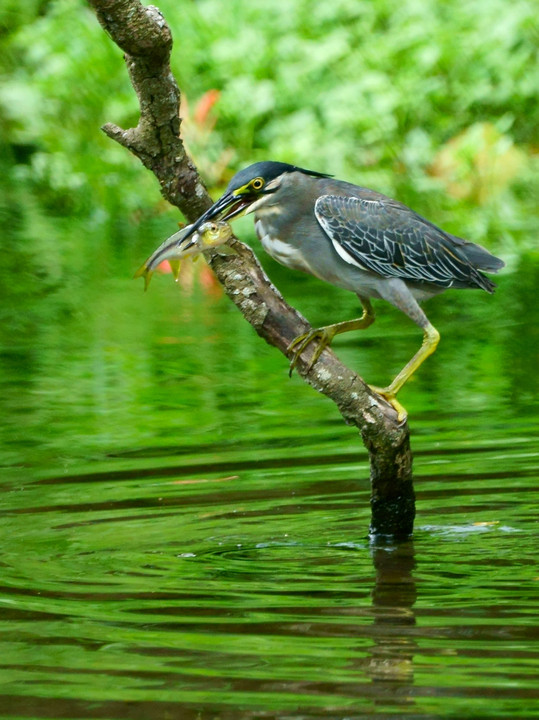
[134,221,233,290]
[160,165,283,255]
[176,188,260,253]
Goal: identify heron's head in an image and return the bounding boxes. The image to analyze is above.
[180,161,330,249]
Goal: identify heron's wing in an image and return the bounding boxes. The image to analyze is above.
[314,194,479,288]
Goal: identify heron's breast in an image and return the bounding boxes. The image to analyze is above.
[255,219,313,273]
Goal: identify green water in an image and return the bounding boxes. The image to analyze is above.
[1,238,538,719]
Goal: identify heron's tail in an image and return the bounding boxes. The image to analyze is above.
[450,234,505,274]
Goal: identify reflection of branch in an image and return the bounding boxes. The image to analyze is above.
[368,542,417,694]
[88,0,415,537]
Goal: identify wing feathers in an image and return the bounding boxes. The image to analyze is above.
[315,195,495,291]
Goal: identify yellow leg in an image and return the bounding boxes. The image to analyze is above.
[288,298,375,376]
[370,323,440,422]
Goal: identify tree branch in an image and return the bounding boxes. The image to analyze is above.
[88,0,415,537]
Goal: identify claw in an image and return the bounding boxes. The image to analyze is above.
[287,328,335,376]
[369,385,408,424]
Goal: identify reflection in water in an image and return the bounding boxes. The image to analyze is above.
[368,541,416,706]
[0,468,538,719]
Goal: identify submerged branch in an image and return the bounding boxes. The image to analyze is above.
[88,0,415,537]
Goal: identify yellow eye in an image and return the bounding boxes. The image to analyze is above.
[251,177,264,190]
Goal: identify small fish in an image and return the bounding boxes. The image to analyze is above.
[134,221,233,290]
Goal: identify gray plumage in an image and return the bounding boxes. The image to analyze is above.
[179,160,504,419]
[314,193,502,293]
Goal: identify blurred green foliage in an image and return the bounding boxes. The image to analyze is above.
[0,0,537,294]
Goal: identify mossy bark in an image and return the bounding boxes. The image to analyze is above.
[89,0,415,538]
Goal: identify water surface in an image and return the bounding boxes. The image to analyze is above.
[1,242,538,718]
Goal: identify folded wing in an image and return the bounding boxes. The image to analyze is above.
[315,194,498,292]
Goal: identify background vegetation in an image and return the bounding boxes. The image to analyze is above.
[0,0,537,306]
[1,10,538,715]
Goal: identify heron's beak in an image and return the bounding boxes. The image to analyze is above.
[179,190,254,251]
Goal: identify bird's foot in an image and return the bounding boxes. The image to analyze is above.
[287,327,336,376]
[368,385,408,425]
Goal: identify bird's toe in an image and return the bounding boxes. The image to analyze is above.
[287,328,332,376]
[368,385,408,424]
